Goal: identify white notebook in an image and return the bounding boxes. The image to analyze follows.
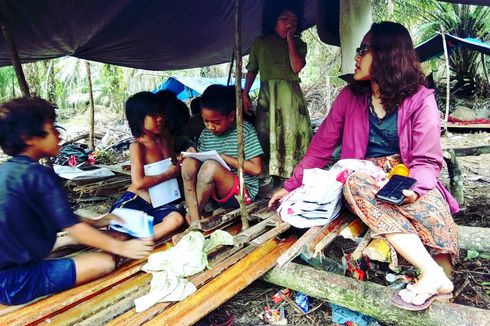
[144,158,181,208]
[181,150,230,170]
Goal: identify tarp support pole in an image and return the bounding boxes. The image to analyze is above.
[442,32,450,133]
[482,52,489,95]
[227,52,235,86]
[85,60,96,150]
[234,0,249,230]
[0,22,30,97]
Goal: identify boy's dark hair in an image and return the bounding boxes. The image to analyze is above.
[0,97,56,156]
[125,91,164,137]
[190,96,201,115]
[200,85,236,116]
[262,0,304,36]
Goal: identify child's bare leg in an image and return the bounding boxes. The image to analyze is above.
[153,212,185,241]
[181,157,201,223]
[196,161,236,213]
[73,252,117,286]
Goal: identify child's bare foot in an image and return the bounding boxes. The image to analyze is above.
[393,265,453,310]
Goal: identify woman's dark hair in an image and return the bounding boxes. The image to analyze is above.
[0,97,56,156]
[125,91,164,137]
[349,21,426,114]
[200,85,236,116]
[261,0,304,36]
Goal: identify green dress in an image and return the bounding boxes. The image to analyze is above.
[247,35,312,179]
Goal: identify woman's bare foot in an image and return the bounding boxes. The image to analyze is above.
[398,265,453,306]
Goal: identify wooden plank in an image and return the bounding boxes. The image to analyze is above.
[0,241,173,326]
[190,199,267,231]
[233,214,280,246]
[305,212,355,257]
[251,221,291,246]
[339,217,367,240]
[144,235,297,326]
[276,226,321,267]
[108,243,261,325]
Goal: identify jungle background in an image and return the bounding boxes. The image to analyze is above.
[0,1,489,325]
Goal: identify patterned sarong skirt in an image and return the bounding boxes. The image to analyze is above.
[342,155,459,265]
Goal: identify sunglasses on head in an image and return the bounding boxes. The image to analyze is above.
[356,44,371,57]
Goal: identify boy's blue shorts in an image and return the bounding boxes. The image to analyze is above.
[111,191,185,224]
[0,258,76,305]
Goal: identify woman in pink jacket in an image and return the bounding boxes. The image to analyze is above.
[269,22,459,311]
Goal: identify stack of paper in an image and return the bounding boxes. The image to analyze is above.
[144,158,181,208]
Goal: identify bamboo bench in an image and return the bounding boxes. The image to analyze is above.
[0,200,297,326]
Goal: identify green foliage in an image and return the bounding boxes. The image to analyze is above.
[0,66,18,101]
[418,3,490,97]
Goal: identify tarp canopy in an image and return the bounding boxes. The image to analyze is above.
[0,0,320,70]
[416,33,490,62]
[153,77,260,100]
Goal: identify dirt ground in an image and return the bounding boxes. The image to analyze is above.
[1,130,488,325]
[200,130,490,326]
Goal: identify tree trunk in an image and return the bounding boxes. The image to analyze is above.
[339,0,372,74]
[263,263,489,326]
[458,225,490,252]
[85,61,95,150]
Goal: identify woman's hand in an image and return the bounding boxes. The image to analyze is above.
[402,189,419,205]
[268,188,289,209]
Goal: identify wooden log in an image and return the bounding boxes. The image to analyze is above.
[451,145,490,157]
[458,225,490,252]
[443,149,464,205]
[263,262,490,326]
[145,235,297,326]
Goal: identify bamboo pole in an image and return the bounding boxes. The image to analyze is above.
[234,0,249,229]
[442,32,450,134]
[0,22,30,97]
[263,262,490,326]
[85,61,96,150]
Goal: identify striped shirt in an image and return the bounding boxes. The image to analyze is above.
[198,121,264,199]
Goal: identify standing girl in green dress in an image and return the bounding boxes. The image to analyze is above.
[243,0,311,187]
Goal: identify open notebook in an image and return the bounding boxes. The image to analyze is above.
[144,158,181,208]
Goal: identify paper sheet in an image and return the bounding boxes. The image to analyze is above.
[144,158,181,208]
[181,150,230,170]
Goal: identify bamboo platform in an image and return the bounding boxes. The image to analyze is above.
[0,200,300,325]
[0,199,486,325]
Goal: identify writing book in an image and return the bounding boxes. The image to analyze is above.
[181,150,230,170]
[144,158,181,208]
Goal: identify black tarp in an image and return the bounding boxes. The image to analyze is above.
[0,0,321,70]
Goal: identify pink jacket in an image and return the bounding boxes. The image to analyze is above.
[284,86,459,214]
